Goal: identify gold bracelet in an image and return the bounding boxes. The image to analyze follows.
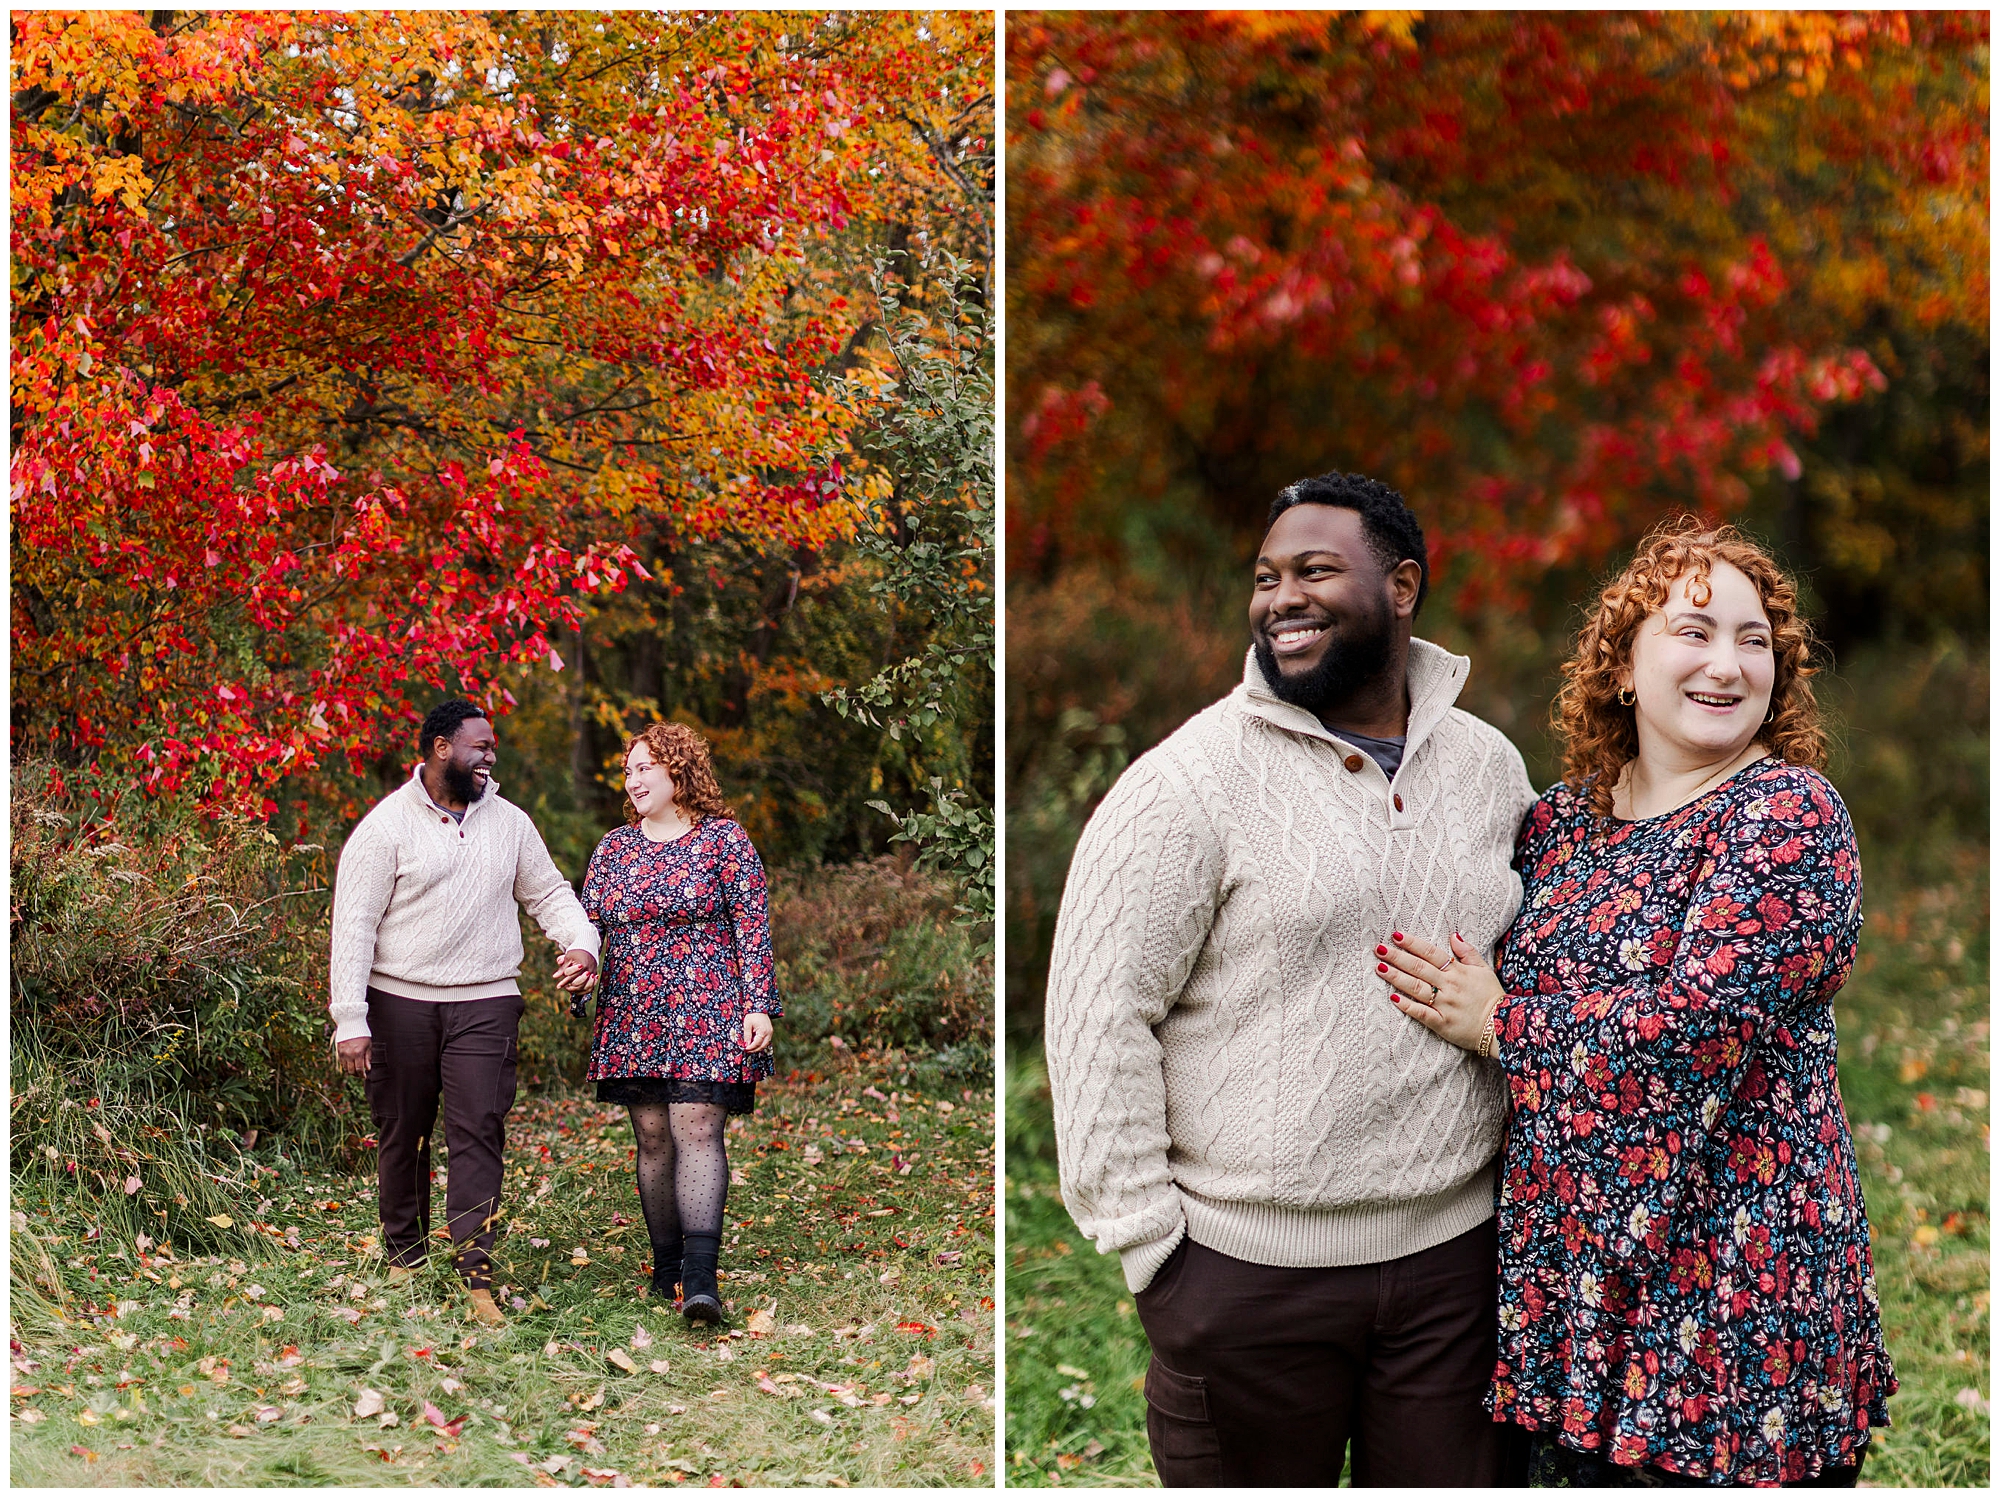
[1478,1002,1499,1060]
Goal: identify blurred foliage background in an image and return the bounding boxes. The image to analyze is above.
[1003,11,1986,1487]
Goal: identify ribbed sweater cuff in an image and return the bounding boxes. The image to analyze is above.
[1118,1223,1187,1294]
[1181,1164,1496,1268]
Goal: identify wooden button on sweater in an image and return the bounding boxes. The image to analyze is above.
[1343,754,1365,772]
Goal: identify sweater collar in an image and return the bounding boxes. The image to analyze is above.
[1236,637,1471,764]
[403,762,501,821]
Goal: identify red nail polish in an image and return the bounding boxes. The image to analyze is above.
[1392,931,1404,942]
[1377,963,1388,973]
[1376,945,1388,957]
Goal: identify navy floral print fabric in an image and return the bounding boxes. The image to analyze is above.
[1488,760,1894,1485]
[581,819,780,1084]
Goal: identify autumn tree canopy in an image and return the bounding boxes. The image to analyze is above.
[1007,11,1987,617]
[12,9,991,818]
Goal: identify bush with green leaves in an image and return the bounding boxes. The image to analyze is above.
[823,252,995,935]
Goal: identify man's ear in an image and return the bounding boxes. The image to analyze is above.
[1389,558,1423,619]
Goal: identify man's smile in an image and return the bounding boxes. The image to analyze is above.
[1266,618,1330,656]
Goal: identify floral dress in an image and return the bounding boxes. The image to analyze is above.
[580,819,780,1112]
[1488,760,1894,1485]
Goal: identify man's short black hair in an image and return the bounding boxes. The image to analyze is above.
[1266,471,1430,616]
[418,698,489,759]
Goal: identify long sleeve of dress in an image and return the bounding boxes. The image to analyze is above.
[580,837,611,927]
[1044,761,1221,1292]
[1494,775,1861,1280]
[716,822,779,1016]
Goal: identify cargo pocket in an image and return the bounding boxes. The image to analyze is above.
[1144,1358,1223,1485]
[366,1051,397,1128]
[494,1034,519,1118]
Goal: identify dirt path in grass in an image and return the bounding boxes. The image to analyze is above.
[10,1061,996,1487]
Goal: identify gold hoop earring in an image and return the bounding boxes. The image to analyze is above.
[1763,700,1777,725]
[1617,686,1636,707]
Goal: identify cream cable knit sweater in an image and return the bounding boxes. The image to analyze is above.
[1046,639,1537,1292]
[328,767,600,1043]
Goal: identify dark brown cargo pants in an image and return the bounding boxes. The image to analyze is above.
[364,987,523,1289]
[1133,1217,1518,1487]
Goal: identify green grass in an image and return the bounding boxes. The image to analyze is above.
[11,1059,996,1487]
[1003,858,1989,1487]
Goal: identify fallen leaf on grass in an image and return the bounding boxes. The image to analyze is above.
[896,1321,936,1337]
[649,1359,672,1375]
[631,1325,654,1350]
[277,1346,305,1368]
[745,1308,776,1337]
[606,1349,637,1374]
[755,1372,804,1399]
[226,1424,253,1438]
[354,1389,385,1418]
[77,1409,102,1426]
[934,1250,962,1266]
[19,1409,46,1423]
[784,1323,815,1337]
[254,1405,282,1423]
[70,1445,97,1462]
[206,1215,233,1230]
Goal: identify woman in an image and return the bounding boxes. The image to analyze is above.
[1377,520,1893,1485]
[577,722,779,1326]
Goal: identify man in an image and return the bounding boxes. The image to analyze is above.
[1045,472,1537,1485]
[330,698,599,1327]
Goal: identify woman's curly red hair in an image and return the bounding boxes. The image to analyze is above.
[1555,517,1827,817]
[621,722,734,825]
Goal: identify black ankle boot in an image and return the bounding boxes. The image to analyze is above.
[680,1233,722,1325]
[649,1238,683,1300]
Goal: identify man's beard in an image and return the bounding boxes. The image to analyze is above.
[442,760,489,804]
[1253,602,1397,718]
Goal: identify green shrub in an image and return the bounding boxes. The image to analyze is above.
[9,763,349,1159]
[771,858,993,1071]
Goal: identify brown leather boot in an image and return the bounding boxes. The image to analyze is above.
[467,1288,505,1328]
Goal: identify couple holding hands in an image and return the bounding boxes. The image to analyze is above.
[1047,472,1894,1487]
[329,707,777,1330]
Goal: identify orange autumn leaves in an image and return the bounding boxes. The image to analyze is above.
[11,11,990,814]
